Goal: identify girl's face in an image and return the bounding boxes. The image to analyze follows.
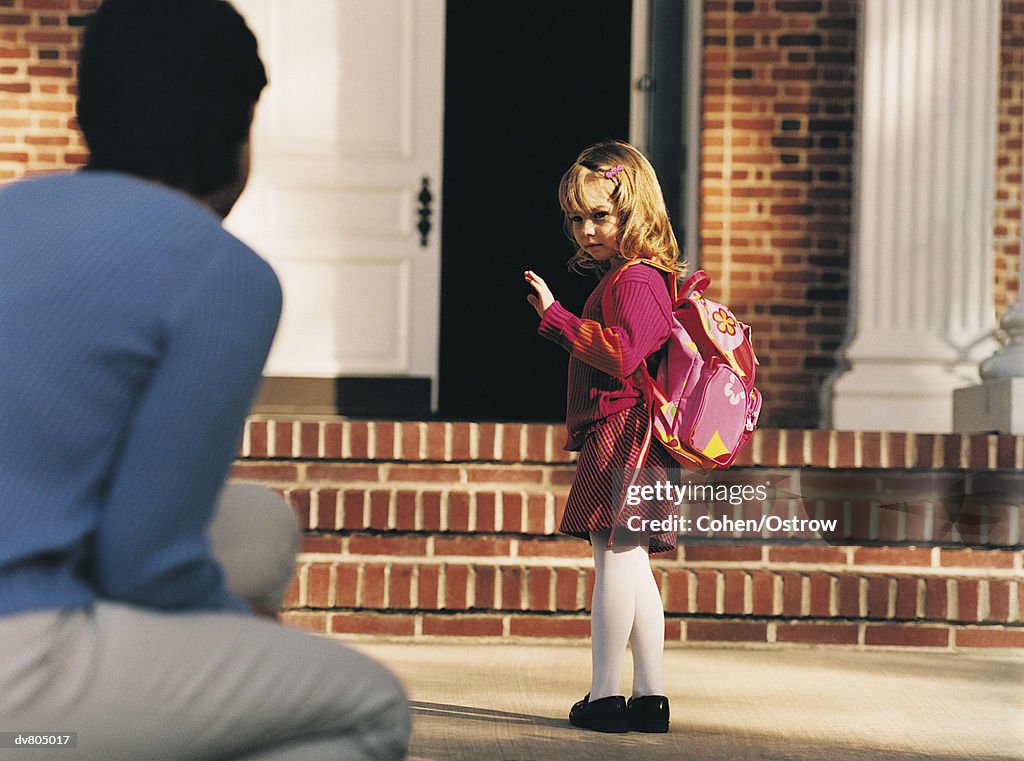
[565,176,621,261]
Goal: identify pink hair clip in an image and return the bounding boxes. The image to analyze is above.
[604,165,624,179]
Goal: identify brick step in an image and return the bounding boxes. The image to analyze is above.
[233,462,1024,547]
[284,557,1024,627]
[297,530,1024,567]
[280,610,1024,650]
[240,419,1024,470]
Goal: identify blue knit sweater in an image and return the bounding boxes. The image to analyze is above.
[0,171,281,616]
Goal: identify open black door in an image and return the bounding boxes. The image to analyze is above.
[438,0,633,422]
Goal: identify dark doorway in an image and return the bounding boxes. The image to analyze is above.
[438,0,633,422]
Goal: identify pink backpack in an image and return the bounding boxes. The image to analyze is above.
[603,260,762,471]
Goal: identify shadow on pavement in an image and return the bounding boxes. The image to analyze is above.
[410,700,566,729]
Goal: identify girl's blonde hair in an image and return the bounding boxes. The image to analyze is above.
[558,140,685,279]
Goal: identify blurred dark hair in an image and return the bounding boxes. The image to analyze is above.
[77,0,267,195]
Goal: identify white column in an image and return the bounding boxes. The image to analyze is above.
[952,136,1024,434]
[831,0,1001,433]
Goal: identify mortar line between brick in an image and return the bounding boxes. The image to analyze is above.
[240,421,251,458]
[266,419,277,459]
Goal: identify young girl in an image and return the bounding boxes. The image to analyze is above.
[525,140,684,734]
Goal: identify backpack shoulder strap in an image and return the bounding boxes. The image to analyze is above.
[680,269,711,299]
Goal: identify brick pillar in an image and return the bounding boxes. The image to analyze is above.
[830,0,1002,432]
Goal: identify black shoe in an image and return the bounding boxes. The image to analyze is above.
[568,693,629,733]
[627,694,670,733]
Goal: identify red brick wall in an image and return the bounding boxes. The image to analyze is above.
[996,0,1024,317]
[700,0,858,429]
[0,0,93,182]
[238,418,1024,650]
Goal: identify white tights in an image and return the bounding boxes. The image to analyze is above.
[588,528,665,700]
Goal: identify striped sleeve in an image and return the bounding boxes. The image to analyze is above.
[538,270,672,378]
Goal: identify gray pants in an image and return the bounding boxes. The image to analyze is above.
[0,484,410,761]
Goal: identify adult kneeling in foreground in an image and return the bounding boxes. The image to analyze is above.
[0,2,409,759]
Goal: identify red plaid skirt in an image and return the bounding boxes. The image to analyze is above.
[559,404,679,554]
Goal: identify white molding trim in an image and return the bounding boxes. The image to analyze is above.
[831,0,1001,433]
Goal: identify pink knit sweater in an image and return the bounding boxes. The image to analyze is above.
[538,261,674,450]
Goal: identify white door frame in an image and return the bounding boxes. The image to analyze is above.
[630,0,703,266]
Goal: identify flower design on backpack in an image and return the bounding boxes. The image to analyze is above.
[724,376,745,406]
[713,308,737,337]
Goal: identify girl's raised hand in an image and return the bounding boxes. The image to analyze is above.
[524,270,555,317]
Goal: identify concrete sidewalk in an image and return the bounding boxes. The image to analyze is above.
[353,641,1024,761]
